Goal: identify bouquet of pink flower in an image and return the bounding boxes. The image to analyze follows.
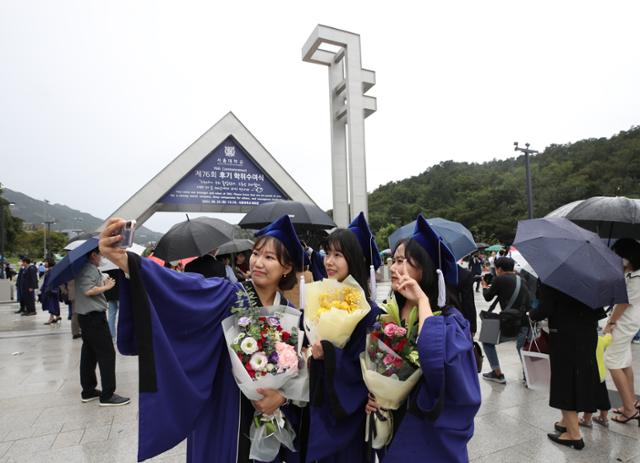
[365,319,420,381]
[360,296,423,449]
[222,305,308,461]
[230,312,299,380]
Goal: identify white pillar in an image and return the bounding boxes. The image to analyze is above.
[302,25,376,227]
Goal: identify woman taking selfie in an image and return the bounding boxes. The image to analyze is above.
[366,215,481,463]
[99,215,305,463]
[307,212,381,462]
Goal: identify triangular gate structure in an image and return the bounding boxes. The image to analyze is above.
[100,112,316,229]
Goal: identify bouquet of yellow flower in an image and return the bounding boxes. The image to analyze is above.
[303,276,371,348]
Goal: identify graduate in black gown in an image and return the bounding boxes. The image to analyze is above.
[99,215,308,463]
[366,215,481,463]
[307,212,381,462]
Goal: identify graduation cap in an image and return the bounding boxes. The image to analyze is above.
[348,212,382,270]
[348,211,381,298]
[411,214,459,307]
[255,215,305,271]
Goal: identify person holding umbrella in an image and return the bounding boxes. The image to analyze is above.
[529,284,605,449]
[604,238,640,424]
[515,217,629,450]
[99,215,306,463]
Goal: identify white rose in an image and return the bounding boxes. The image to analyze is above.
[240,337,258,355]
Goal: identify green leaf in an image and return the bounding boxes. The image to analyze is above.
[406,306,418,340]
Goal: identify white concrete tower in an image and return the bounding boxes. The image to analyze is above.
[302,25,376,227]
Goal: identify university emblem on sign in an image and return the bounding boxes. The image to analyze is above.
[224,146,236,157]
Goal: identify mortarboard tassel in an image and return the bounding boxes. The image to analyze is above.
[369,264,376,301]
[436,269,446,308]
[299,274,305,309]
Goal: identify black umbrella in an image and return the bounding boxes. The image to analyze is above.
[217,239,254,255]
[513,217,627,309]
[238,200,336,230]
[546,196,640,240]
[154,216,235,261]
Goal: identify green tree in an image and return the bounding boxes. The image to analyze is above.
[13,229,68,260]
[369,126,640,243]
[375,223,397,251]
[0,188,23,257]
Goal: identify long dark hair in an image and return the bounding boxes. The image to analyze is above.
[252,236,297,291]
[325,228,371,300]
[393,238,459,310]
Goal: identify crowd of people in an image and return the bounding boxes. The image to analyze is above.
[3,213,639,461]
[465,240,640,451]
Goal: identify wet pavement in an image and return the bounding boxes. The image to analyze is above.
[0,281,638,462]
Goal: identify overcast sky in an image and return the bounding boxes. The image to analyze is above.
[2,0,639,233]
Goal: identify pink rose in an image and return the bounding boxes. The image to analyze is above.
[383,323,407,337]
[383,353,396,366]
[275,342,299,373]
[383,323,399,337]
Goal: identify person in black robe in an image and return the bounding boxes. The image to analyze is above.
[184,251,226,278]
[529,283,605,450]
[99,215,308,462]
[456,265,477,336]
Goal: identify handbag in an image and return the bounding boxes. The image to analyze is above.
[522,320,550,390]
[523,320,550,354]
[478,311,501,344]
[479,276,522,344]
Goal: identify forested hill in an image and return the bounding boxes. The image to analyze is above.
[368,126,640,246]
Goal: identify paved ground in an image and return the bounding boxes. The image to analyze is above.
[0,280,639,462]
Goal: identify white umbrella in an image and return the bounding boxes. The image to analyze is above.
[99,242,146,271]
[64,240,88,251]
[509,246,537,278]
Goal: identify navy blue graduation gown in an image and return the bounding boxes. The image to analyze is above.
[39,272,60,316]
[118,254,305,462]
[306,301,380,463]
[379,308,481,463]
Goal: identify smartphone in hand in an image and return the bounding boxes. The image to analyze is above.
[117,220,137,249]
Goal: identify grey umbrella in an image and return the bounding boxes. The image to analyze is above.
[513,217,627,309]
[388,217,477,260]
[546,196,640,240]
[217,239,254,255]
[154,216,235,261]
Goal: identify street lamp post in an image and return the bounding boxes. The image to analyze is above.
[43,199,50,259]
[514,142,539,219]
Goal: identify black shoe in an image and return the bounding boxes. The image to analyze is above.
[14,310,24,314]
[99,393,130,407]
[72,334,82,339]
[547,433,584,450]
[482,371,506,384]
[554,422,567,433]
[81,389,102,403]
[21,311,36,316]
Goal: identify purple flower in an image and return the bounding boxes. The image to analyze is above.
[269,351,279,364]
[238,316,251,328]
[372,322,381,331]
[267,317,280,327]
